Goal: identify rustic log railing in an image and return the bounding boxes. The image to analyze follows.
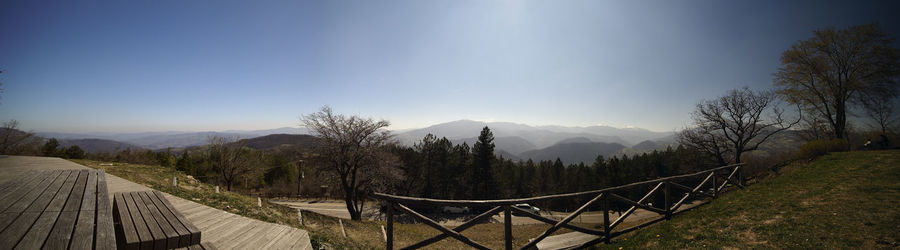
[372,163,745,249]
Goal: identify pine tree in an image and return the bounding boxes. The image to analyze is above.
[471,126,497,199]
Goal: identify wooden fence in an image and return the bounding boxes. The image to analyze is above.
[372,163,746,249]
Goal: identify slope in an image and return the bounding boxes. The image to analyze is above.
[597,150,900,249]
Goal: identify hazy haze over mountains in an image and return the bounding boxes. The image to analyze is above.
[38,120,675,163]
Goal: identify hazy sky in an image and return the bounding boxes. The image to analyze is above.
[1,0,898,133]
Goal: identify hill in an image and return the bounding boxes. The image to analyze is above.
[598,150,900,249]
[519,142,626,165]
[58,138,143,153]
[395,120,672,160]
[37,127,310,150]
[238,134,318,150]
[450,136,537,155]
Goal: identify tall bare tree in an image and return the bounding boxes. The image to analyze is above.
[774,23,900,139]
[207,136,255,191]
[301,106,394,220]
[680,88,799,164]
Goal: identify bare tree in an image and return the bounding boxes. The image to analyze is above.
[0,120,37,155]
[860,91,898,135]
[774,24,900,139]
[678,122,732,166]
[207,136,255,191]
[301,106,394,221]
[681,88,800,164]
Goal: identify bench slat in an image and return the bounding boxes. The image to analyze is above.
[130,192,167,250]
[144,192,192,247]
[151,191,201,245]
[114,193,140,250]
[137,192,181,249]
[122,192,155,250]
[70,171,98,249]
[95,170,116,250]
[44,170,89,249]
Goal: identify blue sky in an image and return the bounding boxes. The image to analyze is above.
[1,0,898,133]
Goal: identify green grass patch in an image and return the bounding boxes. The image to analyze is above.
[595,150,900,249]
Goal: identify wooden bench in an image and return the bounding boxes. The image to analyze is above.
[113,190,210,250]
[0,169,116,249]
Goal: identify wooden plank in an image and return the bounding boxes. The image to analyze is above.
[259,227,292,249]
[14,170,80,249]
[147,193,195,247]
[0,170,41,196]
[200,241,218,250]
[123,192,154,250]
[209,219,253,246]
[609,182,663,230]
[504,206,512,250]
[0,170,71,248]
[114,193,140,250]
[70,171,98,250]
[0,171,60,214]
[0,171,62,237]
[609,193,666,214]
[508,206,603,235]
[220,221,264,249]
[195,212,235,229]
[130,192,167,250]
[151,191,201,245]
[248,225,287,250]
[137,192,181,249]
[95,170,117,250]
[44,170,89,249]
[187,209,223,227]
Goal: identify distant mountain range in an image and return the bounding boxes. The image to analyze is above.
[37,127,309,150]
[395,120,676,164]
[38,120,677,164]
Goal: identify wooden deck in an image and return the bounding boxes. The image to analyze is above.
[0,156,311,250]
[0,169,116,249]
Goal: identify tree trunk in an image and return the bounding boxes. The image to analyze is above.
[834,102,847,139]
[342,183,362,220]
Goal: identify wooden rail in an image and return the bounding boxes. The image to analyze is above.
[372,163,745,249]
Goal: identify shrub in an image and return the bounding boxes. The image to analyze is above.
[797,139,849,159]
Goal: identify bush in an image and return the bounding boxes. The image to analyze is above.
[64,145,85,159]
[797,139,849,159]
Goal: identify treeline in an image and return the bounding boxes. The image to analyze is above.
[389,127,717,211]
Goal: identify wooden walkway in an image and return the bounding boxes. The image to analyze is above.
[0,156,311,249]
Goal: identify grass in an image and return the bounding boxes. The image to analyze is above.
[593,150,900,249]
[69,159,586,249]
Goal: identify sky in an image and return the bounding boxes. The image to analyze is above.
[1,0,898,133]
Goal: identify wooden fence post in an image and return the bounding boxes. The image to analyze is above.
[712,172,718,198]
[602,191,610,244]
[504,206,512,250]
[386,202,394,250]
[664,181,671,220]
[738,166,746,188]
